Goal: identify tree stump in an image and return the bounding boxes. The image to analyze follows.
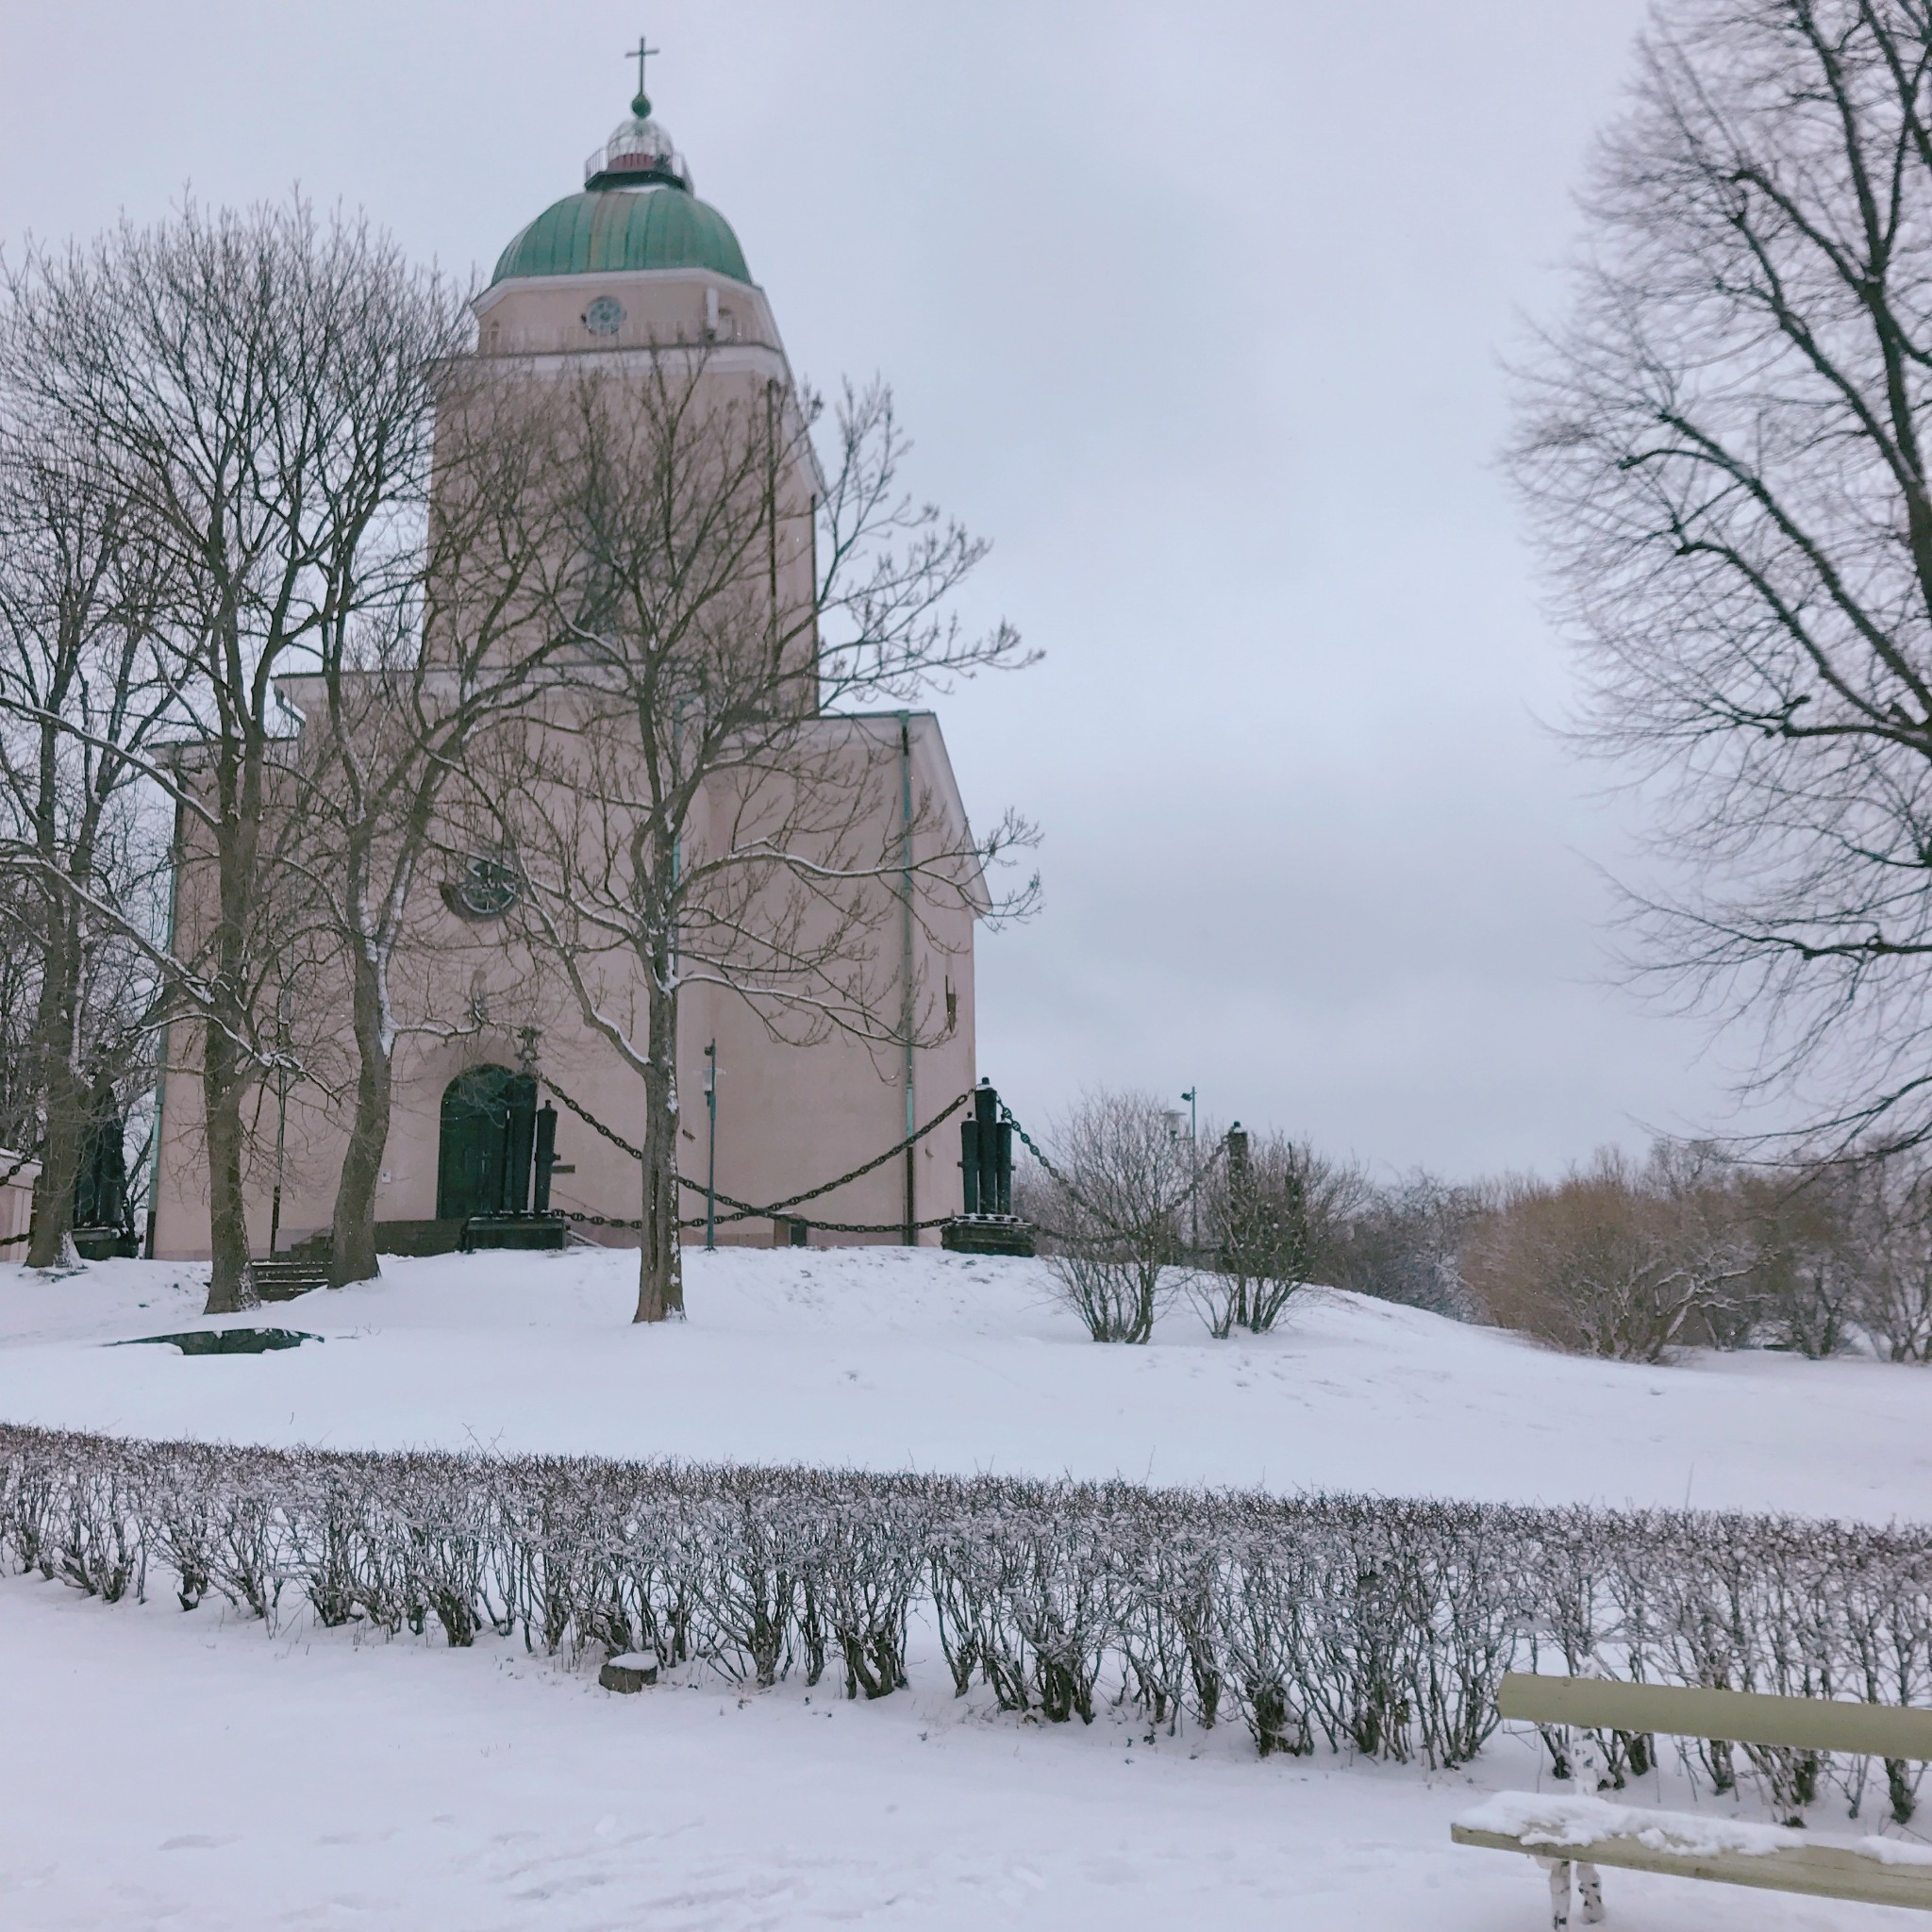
[598,1651,658,1692]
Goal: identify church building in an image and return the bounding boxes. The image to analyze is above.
[148,76,988,1262]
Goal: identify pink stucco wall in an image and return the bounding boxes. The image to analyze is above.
[150,712,982,1259]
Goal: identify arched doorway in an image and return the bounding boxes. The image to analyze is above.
[437,1066,537,1221]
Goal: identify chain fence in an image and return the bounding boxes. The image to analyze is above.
[998,1100,1228,1254]
[539,1079,1226,1252]
[542,1081,973,1235]
[0,1091,1230,1255]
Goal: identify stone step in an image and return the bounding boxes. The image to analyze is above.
[940,1215,1037,1258]
[460,1214,569,1254]
[252,1257,330,1303]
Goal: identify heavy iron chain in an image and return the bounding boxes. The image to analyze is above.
[999,1101,1226,1252]
[541,1080,974,1234]
[0,1102,1222,1251]
[538,1082,1226,1252]
[552,1206,963,1235]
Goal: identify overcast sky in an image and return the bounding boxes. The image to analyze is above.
[3,0,1783,1178]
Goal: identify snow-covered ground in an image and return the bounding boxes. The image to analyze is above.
[3,1570,1921,1932]
[3,1244,1930,1930]
[0,1244,1926,1517]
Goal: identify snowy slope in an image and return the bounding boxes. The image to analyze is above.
[4,1247,1930,1932]
[0,1243,1926,1519]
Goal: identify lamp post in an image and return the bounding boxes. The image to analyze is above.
[268,975,292,1257]
[704,1040,718,1251]
[1181,1087,1198,1255]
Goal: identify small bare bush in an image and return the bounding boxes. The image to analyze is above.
[1032,1090,1193,1343]
[1194,1128,1362,1336]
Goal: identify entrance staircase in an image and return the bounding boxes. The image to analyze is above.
[253,1232,331,1303]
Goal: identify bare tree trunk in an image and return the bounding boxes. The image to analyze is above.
[202,797,260,1315]
[329,940,391,1289]
[635,968,684,1324]
[202,1011,258,1312]
[324,807,400,1291]
[25,908,81,1269]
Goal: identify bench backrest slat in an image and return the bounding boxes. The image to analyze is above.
[1497,1674,1932,1760]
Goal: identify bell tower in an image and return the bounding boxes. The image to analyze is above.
[472,66,787,364]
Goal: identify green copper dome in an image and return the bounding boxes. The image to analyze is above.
[491,183,751,287]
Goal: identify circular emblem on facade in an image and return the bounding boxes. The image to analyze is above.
[446,854,520,920]
[582,295,625,337]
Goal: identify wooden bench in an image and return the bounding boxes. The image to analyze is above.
[1452,1673,1932,1925]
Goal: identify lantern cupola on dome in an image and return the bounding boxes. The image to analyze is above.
[585,92,692,193]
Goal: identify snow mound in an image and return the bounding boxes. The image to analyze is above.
[0,1243,1927,1519]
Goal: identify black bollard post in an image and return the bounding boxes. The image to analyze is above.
[959,1119,981,1215]
[941,1079,1037,1258]
[533,1105,558,1213]
[1226,1123,1251,1198]
[974,1082,1000,1217]
[503,1077,538,1214]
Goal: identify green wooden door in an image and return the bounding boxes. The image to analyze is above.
[437,1067,537,1220]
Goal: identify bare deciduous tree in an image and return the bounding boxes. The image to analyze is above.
[470,361,1036,1323]
[1464,1144,1752,1361]
[1,199,467,1310]
[1733,1163,1866,1356]
[1193,1126,1364,1337]
[1324,1171,1485,1315]
[1745,1150,1932,1358]
[0,417,175,1266]
[277,364,575,1289]
[1512,0,1932,1153]
[1851,1157,1932,1358]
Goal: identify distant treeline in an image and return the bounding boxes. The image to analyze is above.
[1021,1091,1932,1364]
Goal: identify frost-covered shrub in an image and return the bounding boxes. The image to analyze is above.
[1030,1091,1191,1344]
[1,1424,1927,1816]
[1324,1171,1481,1315]
[1194,1132,1362,1337]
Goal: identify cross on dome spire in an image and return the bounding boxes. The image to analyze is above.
[625,34,660,118]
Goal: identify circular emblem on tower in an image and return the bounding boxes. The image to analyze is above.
[444,853,521,920]
[582,295,625,337]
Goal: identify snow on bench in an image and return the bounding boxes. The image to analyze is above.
[1453,1674,1932,1925]
[1454,1791,1932,1917]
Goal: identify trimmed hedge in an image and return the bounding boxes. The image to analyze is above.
[5,1424,1928,1815]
